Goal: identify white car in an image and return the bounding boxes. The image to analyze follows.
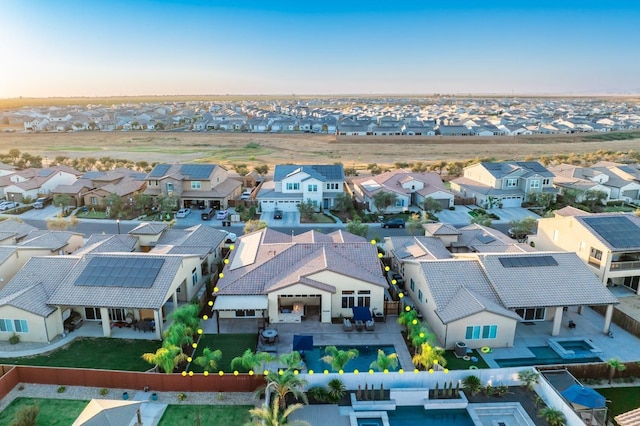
[0,201,18,211]
[175,208,191,218]
[224,232,237,243]
[216,210,229,220]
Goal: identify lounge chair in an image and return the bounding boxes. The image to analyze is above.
[343,318,353,331]
[355,320,365,331]
[365,320,375,331]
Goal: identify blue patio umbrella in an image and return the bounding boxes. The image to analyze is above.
[561,384,606,409]
[292,335,314,352]
[352,306,373,322]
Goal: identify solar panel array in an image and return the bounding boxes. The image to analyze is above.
[476,234,496,244]
[582,216,640,248]
[148,164,171,177]
[180,164,214,179]
[309,165,344,180]
[499,255,558,268]
[75,257,165,288]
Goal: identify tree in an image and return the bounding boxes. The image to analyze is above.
[527,192,555,210]
[326,378,346,403]
[508,217,537,242]
[254,164,269,176]
[297,199,316,220]
[471,214,493,227]
[53,194,72,214]
[279,351,303,370]
[606,358,626,384]
[142,343,187,374]
[167,303,201,331]
[345,218,369,237]
[10,404,39,426]
[163,322,194,350]
[429,160,448,175]
[537,407,566,426]
[244,219,267,234]
[462,375,483,396]
[517,369,540,390]
[369,349,398,372]
[422,197,443,217]
[582,190,608,210]
[397,309,419,331]
[244,397,309,426]
[259,370,308,409]
[233,163,250,177]
[372,191,398,214]
[446,161,464,177]
[8,149,20,164]
[194,347,223,372]
[411,342,446,370]
[104,193,124,218]
[344,166,358,177]
[332,193,353,214]
[406,213,424,235]
[321,346,359,372]
[231,349,275,373]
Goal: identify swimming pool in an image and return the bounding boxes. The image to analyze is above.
[387,407,474,426]
[495,346,602,368]
[358,419,384,426]
[303,345,399,373]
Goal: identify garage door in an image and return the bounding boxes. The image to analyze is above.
[501,196,522,207]
[261,200,301,212]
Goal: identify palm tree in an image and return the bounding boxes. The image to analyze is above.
[462,375,482,396]
[162,322,194,351]
[538,407,566,426]
[606,358,626,384]
[397,309,418,330]
[168,303,201,330]
[257,370,308,410]
[518,369,540,390]
[408,325,434,355]
[412,343,446,370]
[194,347,223,372]
[321,346,359,372]
[231,349,275,373]
[279,351,303,370]
[244,397,310,426]
[369,349,399,372]
[142,343,187,374]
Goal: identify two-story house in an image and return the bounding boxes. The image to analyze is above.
[1,166,82,202]
[258,164,345,212]
[530,208,640,294]
[352,169,454,213]
[144,163,241,210]
[450,161,556,208]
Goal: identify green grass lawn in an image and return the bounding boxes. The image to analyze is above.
[442,349,490,370]
[597,386,640,419]
[0,338,161,371]
[603,205,635,213]
[158,404,252,426]
[0,398,89,426]
[189,334,258,373]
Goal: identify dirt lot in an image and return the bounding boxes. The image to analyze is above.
[1,131,639,169]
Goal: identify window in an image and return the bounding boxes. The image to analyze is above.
[506,178,518,188]
[465,326,481,340]
[326,183,339,190]
[395,199,405,207]
[191,181,201,189]
[192,268,198,286]
[85,307,102,320]
[482,325,498,339]
[308,184,318,192]
[13,320,28,333]
[0,319,12,332]
[341,291,355,308]
[465,325,498,340]
[530,180,540,189]
[515,307,546,321]
[235,309,256,317]
[286,182,300,191]
[543,178,550,185]
[418,289,423,302]
[590,247,603,260]
[357,290,371,307]
[166,182,174,192]
[90,197,98,205]
[410,278,415,292]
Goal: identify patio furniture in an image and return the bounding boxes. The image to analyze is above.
[262,328,278,343]
[343,318,353,331]
[568,320,576,329]
[365,320,375,331]
[355,320,365,331]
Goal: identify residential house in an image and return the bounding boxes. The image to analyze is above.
[450,161,556,208]
[144,163,241,210]
[258,164,345,212]
[352,170,454,213]
[1,166,81,203]
[549,163,640,204]
[530,209,640,294]
[213,229,387,324]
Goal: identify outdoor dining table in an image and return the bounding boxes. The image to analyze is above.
[262,328,278,341]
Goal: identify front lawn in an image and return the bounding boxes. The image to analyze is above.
[442,349,490,370]
[597,386,640,419]
[0,397,89,426]
[158,404,252,426]
[0,338,161,371]
[189,334,258,373]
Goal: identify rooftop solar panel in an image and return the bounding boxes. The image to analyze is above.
[499,255,558,268]
[75,257,165,288]
[582,216,640,249]
[148,164,171,177]
[476,234,496,244]
[180,164,214,179]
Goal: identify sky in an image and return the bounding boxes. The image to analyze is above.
[1,0,639,98]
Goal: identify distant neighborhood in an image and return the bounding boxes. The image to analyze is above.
[2,96,639,136]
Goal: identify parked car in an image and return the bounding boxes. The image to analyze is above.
[273,209,283,220]
[175,208,191,218]
[240,190,252,200]
[224,232,237,243]
[381,218,405,228]
[33,197,50,209]
[0,201,18,211]
[215,209,229,220]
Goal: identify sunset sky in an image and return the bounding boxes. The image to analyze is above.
[1,0,638,98]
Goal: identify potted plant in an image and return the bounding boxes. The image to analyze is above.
[122,391,129,400]
[151,392,158,401]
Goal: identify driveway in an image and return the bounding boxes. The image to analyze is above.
[437,206,540,226]
[436,205,474,226]
[14,205,59,220]
[486,207,540,224]
[261,211,300,227]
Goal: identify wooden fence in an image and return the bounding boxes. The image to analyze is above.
[591,305,640,339]
[538,361,640,380]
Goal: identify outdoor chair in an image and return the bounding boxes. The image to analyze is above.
[355,320,365,331]
[568,320,576,329]
[365,320,375,331]
[343,318,353,331]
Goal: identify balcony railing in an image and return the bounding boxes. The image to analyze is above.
[610,260,640,270]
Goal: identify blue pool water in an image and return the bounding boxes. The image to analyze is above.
[303,345,398,373]
[495,346,602,368]
[358,419,383,426]
[388,407,474,426]
[558,340,594,353]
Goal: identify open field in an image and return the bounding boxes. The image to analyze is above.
[1,131,640,169]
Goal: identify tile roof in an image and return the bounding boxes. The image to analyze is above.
[129,222,169,235]
[77,234,138,254]
[615,407,640,426]
[424,223,460,236]
[0,220,38,241]
[387,236,452,261]
[352,169,450,198]
[16,230,80,251]
[274,165,344,182]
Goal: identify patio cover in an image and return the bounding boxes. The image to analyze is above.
[72,399,141,426]
[292,335,314,351]
[352,306,372,322]
[561,384,606,409]
[213,295,268,311]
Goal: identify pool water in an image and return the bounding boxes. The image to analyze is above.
[358,419,384,426]
[495,346,602,368]
[558,340,594,353]
[388,407,474,426]
[303,345,398,373]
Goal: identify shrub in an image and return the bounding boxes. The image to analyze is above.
[307,386,328,403]
[57,386,66,393]
[10,404,39,426]
[462,375,482,396]
[9,334,20,345]
[326,378,346,403]
[99,388,109,396]
[177,392,187,401]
